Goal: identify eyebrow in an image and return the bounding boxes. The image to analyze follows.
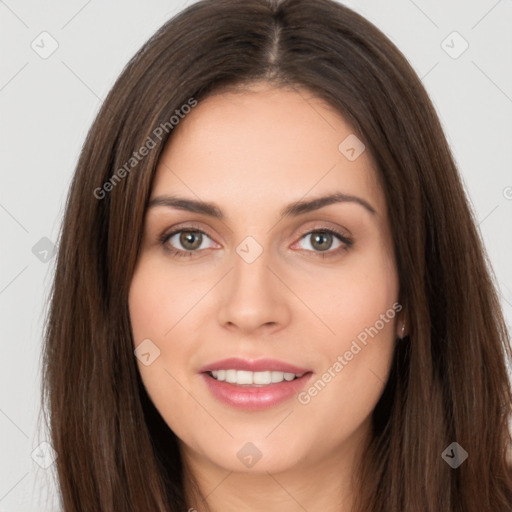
[147,192,377,219]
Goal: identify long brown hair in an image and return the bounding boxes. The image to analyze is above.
[40,0,512,510]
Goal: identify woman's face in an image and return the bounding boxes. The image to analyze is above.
[129,83,402,477]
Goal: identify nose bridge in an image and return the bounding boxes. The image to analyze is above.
[216,233,290,332]
[231,234,276,301]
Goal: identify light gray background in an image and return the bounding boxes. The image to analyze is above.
[1,0,511,510]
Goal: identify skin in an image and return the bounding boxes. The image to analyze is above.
[129,82,406,512]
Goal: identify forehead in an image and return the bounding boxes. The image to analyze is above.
[150,85,386,218]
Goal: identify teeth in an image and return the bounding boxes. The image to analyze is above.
[210,369,304,385]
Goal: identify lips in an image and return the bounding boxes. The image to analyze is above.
[198,357,313,410]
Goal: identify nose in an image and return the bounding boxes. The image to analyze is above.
[216,247,292,336]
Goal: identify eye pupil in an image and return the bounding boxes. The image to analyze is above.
[180,231,202,250]
[311,232,332,251]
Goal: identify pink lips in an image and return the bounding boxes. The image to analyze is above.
[199,357,313,411]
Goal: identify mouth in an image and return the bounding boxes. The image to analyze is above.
[199,360,314,410]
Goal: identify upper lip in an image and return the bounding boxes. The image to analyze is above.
[199,357,311,374]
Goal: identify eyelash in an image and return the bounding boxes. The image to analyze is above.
[159,224,353,259]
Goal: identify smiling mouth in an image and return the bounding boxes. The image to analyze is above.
[206,369,310,386]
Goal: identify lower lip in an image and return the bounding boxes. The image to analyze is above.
[201,372,313,410]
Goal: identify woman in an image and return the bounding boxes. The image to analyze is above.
[41,0,512,510]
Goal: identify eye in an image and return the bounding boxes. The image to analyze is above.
[294,228,353,258]
[159,227,217,258]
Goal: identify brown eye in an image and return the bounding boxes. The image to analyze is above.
[177,231,203,250]
[160,228,215,258]
[296,228,353,256]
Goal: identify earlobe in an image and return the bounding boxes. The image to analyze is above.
[397,318,407,340]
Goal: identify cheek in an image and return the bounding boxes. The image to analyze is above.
[306,241,399,343]
[294,317,396,455]
[299,330,395,451]
[128,257,182,343]
[128,258,204,409]
[129,264,200,443]
[294,246,399,427]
